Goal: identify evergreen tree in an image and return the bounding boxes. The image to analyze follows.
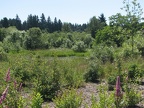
[53,17,58,31]
[88,16,102,38]
[58,19,62,31]
[40,13,46,30]
[1,17,9,28]
[27,14,33,29]
[47,16,52,33]
[27,14,39,29]
[81,23,87,31]
[32,15,39,27]
[22,21,27,30]
[99,13,107,26]
[15,14,22,30]
[62,23,71,32]
[8,18,16,26]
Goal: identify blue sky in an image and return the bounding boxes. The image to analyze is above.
[0,0,144,24]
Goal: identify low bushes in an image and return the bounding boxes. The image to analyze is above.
[85,61,103,82]
[91,76,142,108]
[0,48,144,107]
[9,55,86,101]
[72,41,86,52]
[0,46,7,61]
[53,89,82,108]
[128,64,143,80]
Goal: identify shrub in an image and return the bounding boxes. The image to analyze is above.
[0,45,7,61]
[128,64,142,81]
[123,80,142,107]
[82,34,93,48]
[12,59,32,85]
[95,26,126,47]
[6,85,24,108]
[91,84,116,108]
[91,76,142,108]
[2,40,22,53]
[92,45,114,63]
[124,87,142,107]
[31,92,43,108]
[0,68,25,108]
[108,73,117,85]
[72,41,86,52]
[35,59,61,101]
[118,40,140,59]
[63,68,84,88]
[62,39,73,48]
[24,27,42,49]
[53,88,82,108]
[85,61,103,82]
[0,28,7,42]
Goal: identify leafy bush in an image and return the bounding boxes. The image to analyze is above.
[35,59,61,101]
[0,28,7,41]
[62,39,73,48]
[12,59,32,85]
[108,75,116,84]
[53,88,82,108]
[91,84,116,108]
[91,76,142,108]
[124,88,142,107]
[118,40,140,58]
[133,32,144,56]
[24,27,42,49]
[2,40,22,53]
[128,64,142,80]
[0,68,25,108]
[82,34,93,48]
[108,74,126,91]
[92,45,114,63]
[63,67,84,88]
[0,45,7,61]
[72,41,86,52]
[85,61,103,82]
[95,26,126,47]
[6,84,24,108]
[31,92,43,108]
[108,59,125,90]
[123,81,142,107]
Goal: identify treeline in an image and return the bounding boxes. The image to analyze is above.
[0,13,106,33]
[0,13,87,32]
[0,13,108,53]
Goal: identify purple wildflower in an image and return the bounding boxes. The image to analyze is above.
[5,68,10,82]
[0,98,2,104]
[0,86,9,104]
[115,76,121,97]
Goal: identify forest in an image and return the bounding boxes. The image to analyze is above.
[0,0,144,108]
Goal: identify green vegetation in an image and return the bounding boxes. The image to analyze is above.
[0,0,144,107]
[53,89,82,108]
